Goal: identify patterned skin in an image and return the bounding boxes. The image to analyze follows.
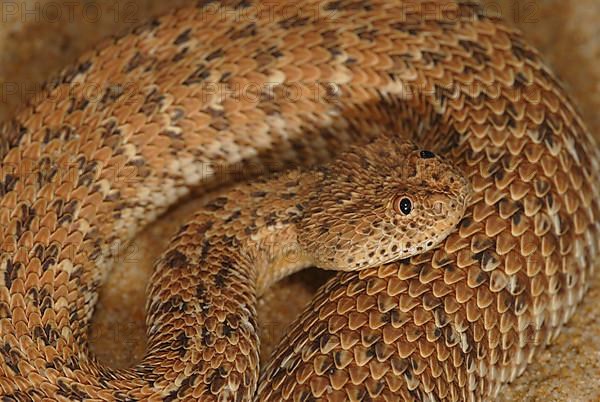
[0,0,598,401]
[149,136,469,400]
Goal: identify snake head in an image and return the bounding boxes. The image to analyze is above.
[297,136,471,270]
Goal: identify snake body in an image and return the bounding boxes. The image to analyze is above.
[147,136,470,401]
[0,0,599,401]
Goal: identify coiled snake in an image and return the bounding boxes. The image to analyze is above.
[0,0,599,401]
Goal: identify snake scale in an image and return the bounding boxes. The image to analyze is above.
[0,0,599,401]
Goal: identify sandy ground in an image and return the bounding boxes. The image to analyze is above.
[0,0,598,400]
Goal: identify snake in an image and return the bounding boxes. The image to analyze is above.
[0,0,599,400]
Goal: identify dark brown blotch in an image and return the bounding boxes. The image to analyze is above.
[172,47,189,63]
[161,295,187,315]
[230,22,257,40]
[509,34,539,63]
[206,48,225,61]
[225,210,242,223]
[205,197,228,211]
[124,52,145,73]
[183,64,210,86]
[174,28,192,45]
[279,15,310,29]
[244,224,258,236]
[164,250,188,269]
[139,88,166,116]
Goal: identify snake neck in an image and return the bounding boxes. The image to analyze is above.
[251,169,328,294]
[165,168,325,296]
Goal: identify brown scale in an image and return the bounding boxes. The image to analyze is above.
[0,0,599,401]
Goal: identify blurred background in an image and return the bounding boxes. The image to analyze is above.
[0,0,598,400]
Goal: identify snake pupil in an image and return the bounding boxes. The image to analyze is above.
[420,150,435,159]
[398,197,412,215]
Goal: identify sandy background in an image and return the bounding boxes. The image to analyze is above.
[0,0,598,400]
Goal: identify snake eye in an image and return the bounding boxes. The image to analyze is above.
[394,196,413,215]
[420,150,435,159]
